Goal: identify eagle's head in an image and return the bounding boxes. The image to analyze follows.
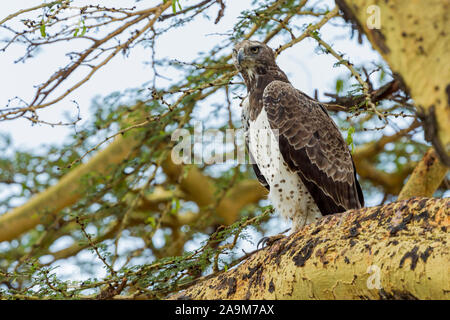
[232,40,277,82]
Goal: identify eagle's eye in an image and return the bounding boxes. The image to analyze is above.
[250,46,260,54]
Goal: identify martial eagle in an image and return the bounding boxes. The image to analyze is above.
[232,40,364,230]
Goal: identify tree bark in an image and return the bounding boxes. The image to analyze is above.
[161,153,267,225]
[170,197,449,300]
[0,134,267,243]
[336,0,450,166]
[0,134,140,242]
[398,148,448,200]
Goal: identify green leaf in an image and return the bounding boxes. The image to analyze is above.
[172,0,177,13]
[146,216,156,228]
[74,20,86,37]
[47,1,62,8]
[310,29,320,40]
[379,68,386,82]
[171,197,180,215]
[346,126,355,154]
[40,21,46,38]
[80,23,87,37]
[335,79,344,94]
[171,0,182,13]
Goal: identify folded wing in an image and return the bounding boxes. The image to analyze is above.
[263,81,364,215]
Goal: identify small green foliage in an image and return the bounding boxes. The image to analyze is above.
[146,216,157,228]
[73,19,87,37]
[163,0,182,14]
[40,20,46,38]
[346,126,355,154]
[335,78,344,94]
[379,66,386,82]
[46,1,63,9]
[171,197,180,215]
[309,29,320,40]
[173,0,182,14]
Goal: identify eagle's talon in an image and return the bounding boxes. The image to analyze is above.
[257,234,285,249]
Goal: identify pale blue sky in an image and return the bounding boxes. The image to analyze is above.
[1,0,384,149]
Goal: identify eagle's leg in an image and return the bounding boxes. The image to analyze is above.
[292,203,323,230]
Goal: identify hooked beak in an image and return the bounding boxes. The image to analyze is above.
[237,48,245,65]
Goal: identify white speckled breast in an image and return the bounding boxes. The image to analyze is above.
[246,105,322,228]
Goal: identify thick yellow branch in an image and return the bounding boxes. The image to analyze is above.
[0,134,140,242]
[170,197,449,300]
[0,138,267,243]
[352,122,419,194]
[398,148,448,200]
[162,154,267,225]
[46,180,266,264]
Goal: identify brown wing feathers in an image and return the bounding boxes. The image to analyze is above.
[263,81,364,215]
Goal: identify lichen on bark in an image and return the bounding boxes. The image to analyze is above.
[170,197,449,300]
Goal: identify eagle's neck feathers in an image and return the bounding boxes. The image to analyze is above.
[244,65,289,121]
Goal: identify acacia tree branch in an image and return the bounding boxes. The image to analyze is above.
[0,0,228,122]
[398,148,448,200]
[0,133,140,242]
[354,120,420,160]
[1,1,172,121]
[170,197,449,300]
[43,178,266,265]
[275,6,339,54]
[323,79,401,112]
[310,31,385,120]
[0,1,65,25]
